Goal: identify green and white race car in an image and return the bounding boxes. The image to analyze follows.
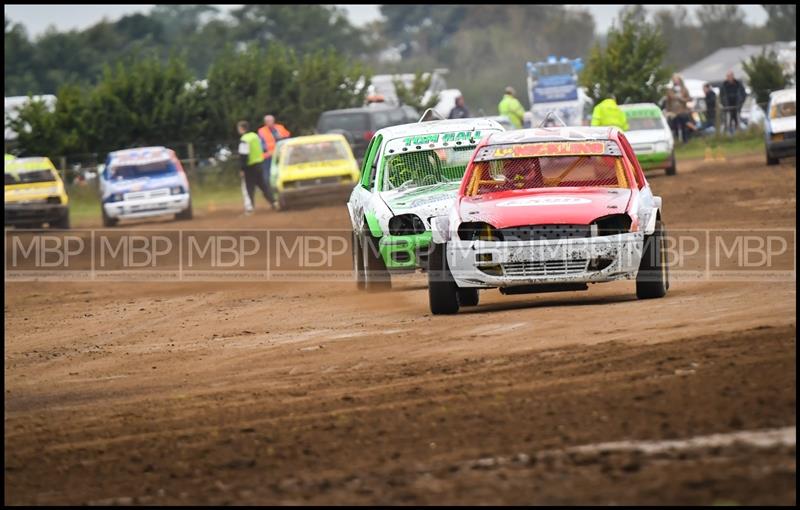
[348,118,506,290]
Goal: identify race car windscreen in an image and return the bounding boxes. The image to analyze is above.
[108,159,178,180]
[626,116,663,130]
[466,153,628,196]
[5,168,57,184]
[383,146,475,191]
[284,141,350,165]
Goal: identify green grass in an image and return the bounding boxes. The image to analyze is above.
[675,129,766,160]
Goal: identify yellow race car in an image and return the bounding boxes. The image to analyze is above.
[269,134,360,210]
[5,156,70,228]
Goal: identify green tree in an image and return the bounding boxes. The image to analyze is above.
[579,10,670,104]
[393,72,440,112]
[762,5,796,41]
[742,49,790,106]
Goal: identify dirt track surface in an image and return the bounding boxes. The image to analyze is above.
[5,154,797,505]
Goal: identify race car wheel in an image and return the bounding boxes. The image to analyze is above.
[665,152,677,175]
[352,230,365,290]
[102,208,118,228]
[175,200,193,220]
[766,150,779,166]
[636,221,669,299]
[51,210,70,229]
[457,288,479,307]
[361,232,391,291]
[428,243,459,315]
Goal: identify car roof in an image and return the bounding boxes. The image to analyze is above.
[280,134,349,146]
[376,118,505,139]
[770,88,795,104]
[107,146,173,165]
[484,126,616,145]
[620,102,662,112]
[5,156,55,172]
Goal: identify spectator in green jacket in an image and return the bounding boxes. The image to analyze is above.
[590,96,629,131]
[498,86,526,129]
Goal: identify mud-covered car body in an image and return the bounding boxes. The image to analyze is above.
[428,127,668,313]
[269,134,360,209]
[348,118,505,273]
[5,156,70,228]
[620,103,676,175]
[764,88,796,165]
[100,147,191,226]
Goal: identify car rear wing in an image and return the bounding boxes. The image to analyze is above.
[419,108,446,123]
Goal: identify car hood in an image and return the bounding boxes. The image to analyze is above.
[769,116,796,134]
[381,181,461,219]
[104,173,184,194]
[279,159,357,181]
[626,129,669,145]
[459,188,632,228]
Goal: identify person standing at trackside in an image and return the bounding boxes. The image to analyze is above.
[719,71,747,135]
[258,114,291,206]
[448,95,470,119]
[590,95,629,131]
[702,83,718,133]
[664,73,692,143]
[498,86,526,129]
[237,120,271,215]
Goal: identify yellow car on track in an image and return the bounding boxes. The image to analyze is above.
[5,156,70,228]
[269,134,360,210]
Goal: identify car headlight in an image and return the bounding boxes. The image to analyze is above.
[654,141,669,153]
[457,222,503,241]
[108,193,124,203]
[171,186,184,195]
[388,214,426,236]
[590,214,633,236]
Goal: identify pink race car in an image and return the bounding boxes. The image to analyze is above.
[427,127,669,314]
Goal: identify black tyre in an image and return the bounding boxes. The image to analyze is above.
[766,150,779,166]
[352,230,365,290]
[102,208,118,227]
[175,199,193,221]
[361,231,391,291]
[636,221,669,299]
[50,210,70,229]
[665,152,677,176]
[428,243,459,315]
[457,288,479,307]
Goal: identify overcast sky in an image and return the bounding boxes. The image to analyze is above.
[5,4,769,38]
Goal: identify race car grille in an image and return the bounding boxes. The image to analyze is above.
[284,176,344,188]
[784,131,796,139]
[499,224,591,241]
[501,258,588,277]
[124,188,170,201]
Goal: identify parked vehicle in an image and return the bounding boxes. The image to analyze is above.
[5,156,69,228]
[427,126,668,314]
[99,146,192,227]
[269,134,360,210]
[764,88,796,165]
[316,104,419,163]
[620,103,677,175]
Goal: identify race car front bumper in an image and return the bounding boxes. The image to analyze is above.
[766,134,796,159]
[636,151,672,170]
[446,232,645,288]
[277,180,355,207]
[5,202,68,226]
[379,231,432,270]
[104,193,190,220]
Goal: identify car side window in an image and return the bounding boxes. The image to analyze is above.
[360,135,383,190]
[616,134,646,189]
[359,137,376,188]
